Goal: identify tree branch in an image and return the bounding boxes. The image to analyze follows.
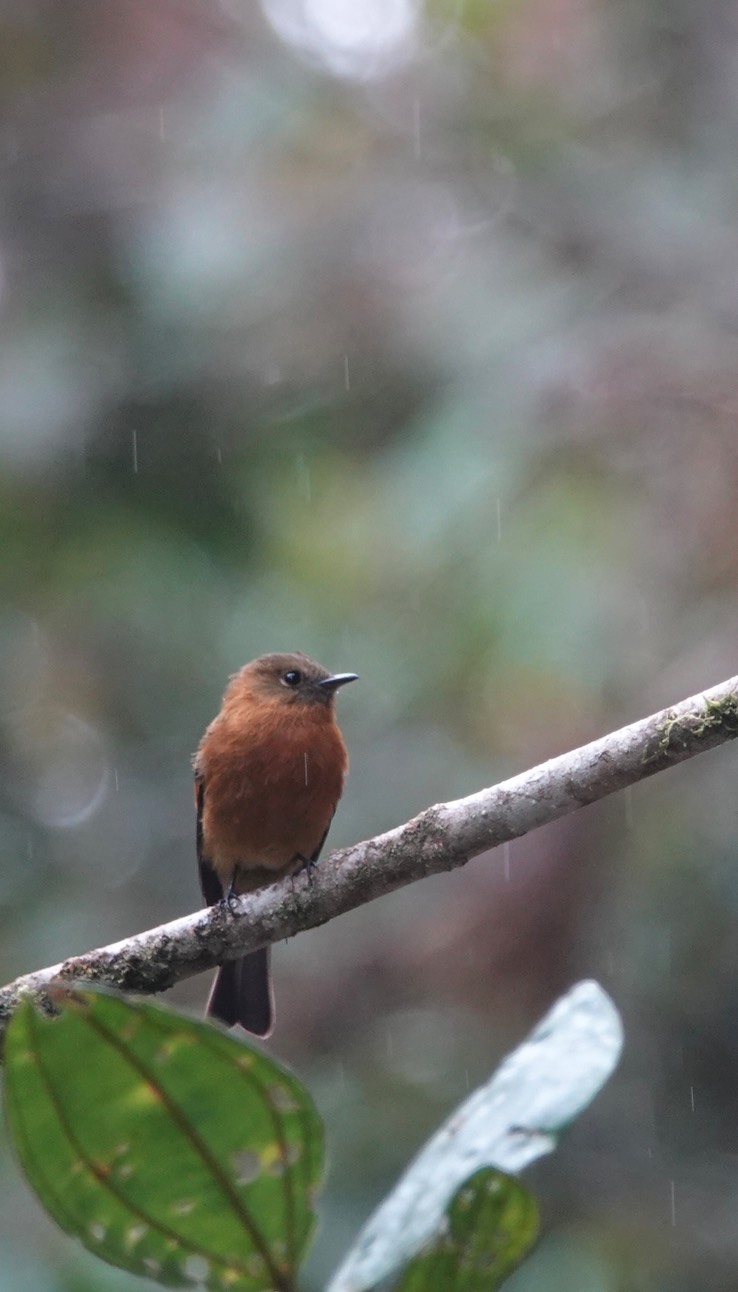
[2,674,737,1036]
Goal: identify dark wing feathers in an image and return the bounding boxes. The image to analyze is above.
[195,772,224,906]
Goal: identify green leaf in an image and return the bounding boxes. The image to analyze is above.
[3,989,323,1291]
[396,1168,538,1292]
[329,980,622,1292]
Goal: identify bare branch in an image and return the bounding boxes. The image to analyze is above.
[2,674,737,1036]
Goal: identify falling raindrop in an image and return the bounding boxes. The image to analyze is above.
[496,497,502,542]
[503,839,511,881]
[669,1180,676,1226]
[412,96,421,159]
[132,429,138,474]
[343,354,351,391]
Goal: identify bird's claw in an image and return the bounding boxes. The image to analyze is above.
[223,882,242,916]
[293,853,317,884]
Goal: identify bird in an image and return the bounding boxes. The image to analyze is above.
[194,651,357,1036]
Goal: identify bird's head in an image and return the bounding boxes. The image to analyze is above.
[234,652,358,709]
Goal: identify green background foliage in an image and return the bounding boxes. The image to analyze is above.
[1,1,737,1288]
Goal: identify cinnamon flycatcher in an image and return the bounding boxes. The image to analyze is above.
[194,651,357,1036]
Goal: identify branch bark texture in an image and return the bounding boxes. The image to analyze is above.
[2,674,737,1035]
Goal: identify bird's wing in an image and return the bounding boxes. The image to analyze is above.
[195,772,223,906]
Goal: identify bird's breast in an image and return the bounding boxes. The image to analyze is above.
[197,707,348,879]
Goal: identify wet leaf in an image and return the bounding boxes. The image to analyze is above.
[329,980,622,1292]
[396,1168,538,1292]
[4,989,323,1291]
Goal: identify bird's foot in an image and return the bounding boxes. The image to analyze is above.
[223,879,242,915]
[293,853,317,884]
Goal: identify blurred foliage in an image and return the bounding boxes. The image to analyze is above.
[395,1169,539,1292]
[5,991,323,1290]
[330,981,621,1291]
[1,0,738,1289]
[2,986,612,1292]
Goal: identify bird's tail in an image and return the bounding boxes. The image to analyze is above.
[207,948,274,1037]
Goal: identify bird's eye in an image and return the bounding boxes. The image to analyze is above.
[282,669,302,687]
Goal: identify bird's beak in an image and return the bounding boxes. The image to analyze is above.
[318,672,359,691]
